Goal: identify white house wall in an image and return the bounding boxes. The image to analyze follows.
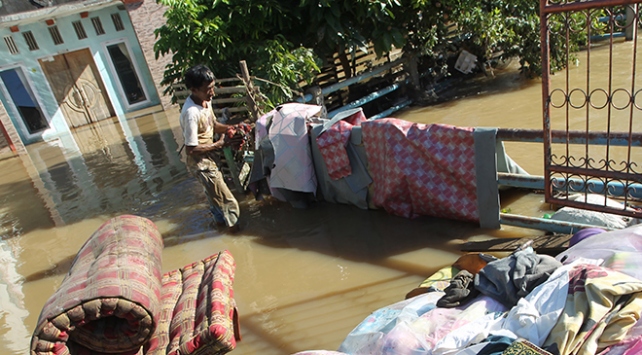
[0,3,161,145]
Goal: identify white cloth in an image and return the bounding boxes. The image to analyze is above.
[376,295,506,355]
[267,103,322,194]
[452,342,493,355]
[494,263,571,346]
[551,194,640,229]
[556,224,642,281]
[338,292,444,354]
[430,311,506,355]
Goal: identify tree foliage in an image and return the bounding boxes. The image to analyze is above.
[154,0,320,109]
[154,0,603,109]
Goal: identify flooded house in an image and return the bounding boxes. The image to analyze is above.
[0,0,173,154]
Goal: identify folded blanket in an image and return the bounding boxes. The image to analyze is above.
[316,109,367,180]
[30,215,164,355]
[144,250,240,355]
[502,338,553,354]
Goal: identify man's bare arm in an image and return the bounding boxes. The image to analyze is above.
[213,121,230,134]
[185,135,225,155]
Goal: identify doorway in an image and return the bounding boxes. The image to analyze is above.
[0,67,48,135]
[40,48,115,128]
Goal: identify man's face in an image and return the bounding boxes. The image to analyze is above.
[193,81,216,102]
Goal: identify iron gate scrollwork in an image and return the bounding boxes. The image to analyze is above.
[541,0,642,219]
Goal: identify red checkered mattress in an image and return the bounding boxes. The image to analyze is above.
[30,215,164,355]
[144,251,239,355]
[30,215,239,355]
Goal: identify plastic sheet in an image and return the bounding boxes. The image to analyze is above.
[555,224,642,281]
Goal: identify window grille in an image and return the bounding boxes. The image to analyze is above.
[111,13,124,31]
[23,31,39,50]
[4,35,19,54]
[92,17,105,35]
[73,21,87,40]
[48,26,64,45]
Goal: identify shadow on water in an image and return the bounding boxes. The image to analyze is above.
[21,254,76,283]
[243,201,486,279]
[242,199,474,258]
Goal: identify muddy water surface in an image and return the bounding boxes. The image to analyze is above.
[0,106,545,355]
[3,38,640,355]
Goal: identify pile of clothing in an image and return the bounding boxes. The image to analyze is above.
[293,224,642,355]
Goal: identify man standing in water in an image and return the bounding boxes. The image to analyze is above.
[180,64,241,232]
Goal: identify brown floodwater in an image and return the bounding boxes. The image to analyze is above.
[3,37,640,355]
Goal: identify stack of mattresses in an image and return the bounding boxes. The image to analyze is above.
[30,215,239,355]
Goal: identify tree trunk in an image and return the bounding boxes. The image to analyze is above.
[337,46,353,79]
[404,51,422,101]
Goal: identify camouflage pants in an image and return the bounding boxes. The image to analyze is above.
[188,155,239,227]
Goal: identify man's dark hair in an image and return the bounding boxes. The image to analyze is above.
[184,64,215,90]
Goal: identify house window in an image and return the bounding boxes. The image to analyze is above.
[4,36,19,54]
[48,26,64,45]
[0,68,49,134]
[23,31,39,51]
[106,42,146,105]
[91,17,105,35]
[111,13,124,31]
[72,21,87,40]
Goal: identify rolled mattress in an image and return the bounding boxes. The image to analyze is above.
[30,215,163,355]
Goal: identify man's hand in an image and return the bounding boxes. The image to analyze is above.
[222,123,250,150]
[223,133,245,150]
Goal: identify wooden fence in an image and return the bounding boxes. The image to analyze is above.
[172,61,261,124]
[301,44,406,115]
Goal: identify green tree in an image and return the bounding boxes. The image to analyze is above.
[298,0,405,78]
[154,0,601,109]
[154,0,321,110]
[154,0,413,108]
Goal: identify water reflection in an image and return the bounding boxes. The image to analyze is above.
[18,112,189,228]
[0,238,30,353]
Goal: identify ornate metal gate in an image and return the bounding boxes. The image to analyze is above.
[540,0,642,219]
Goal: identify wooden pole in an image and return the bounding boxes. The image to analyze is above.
[625,4,637,41]
[0,120,16,153]
[239,60,261,122]
[0,101,17,153]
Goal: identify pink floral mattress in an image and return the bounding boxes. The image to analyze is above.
[362,119,480,222]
